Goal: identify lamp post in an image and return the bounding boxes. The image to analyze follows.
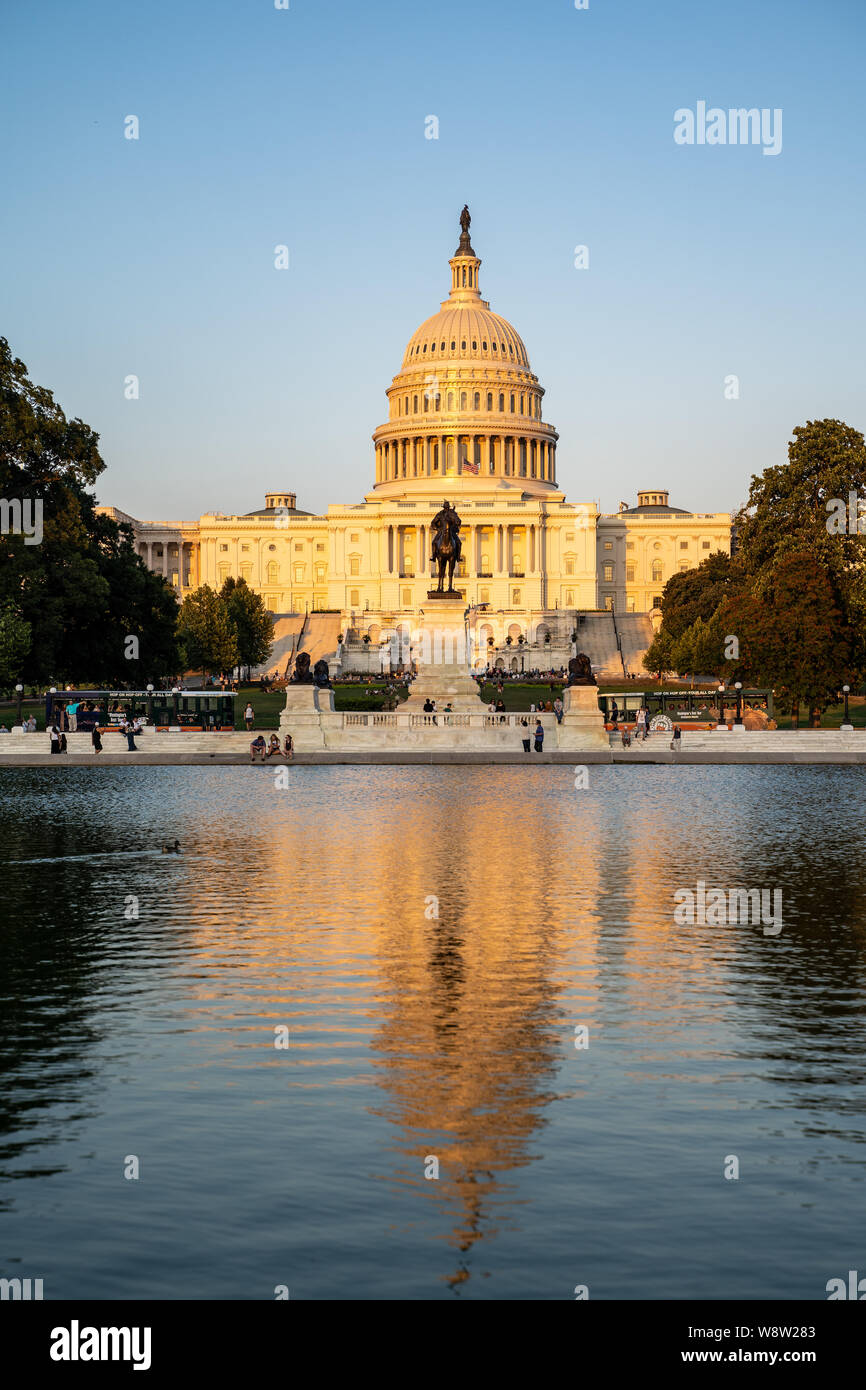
[146,683,154,726]
[734,681,743,726]
[842,684,852,731]
[15,682,23,726]
[717,684,726,729]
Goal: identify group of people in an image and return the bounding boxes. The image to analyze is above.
[47,714,143,753]
[519,718,546,753]
[249,733,294,763]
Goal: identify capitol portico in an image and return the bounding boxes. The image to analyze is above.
[100,210,731,676]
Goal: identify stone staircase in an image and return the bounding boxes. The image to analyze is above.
[253,611,342,680]
[616,613,654,677]
[1,731,269,756]
[576,613,624,680]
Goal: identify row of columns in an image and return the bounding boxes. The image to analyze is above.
[375,435,556,485]
[143,539,200,592]
[377,522,545,579]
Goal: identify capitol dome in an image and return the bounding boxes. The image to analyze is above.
[372,209,558,497]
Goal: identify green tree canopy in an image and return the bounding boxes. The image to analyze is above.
[717,550,855,722]
[220,576,275,669]
[659,550,737,641]
[642,627,674,681]
[0,337,180,683]
[0,600,31,687]
[177,586,239,673]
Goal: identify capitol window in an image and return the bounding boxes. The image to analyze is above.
[267,562,279,584]
[487,392,493,410]
[702,540,711,549]
[220,544,228,552]
[626,541,634,550]
[294,565,304,582]
[565,558,574,575]
[317,543,325,552]
[350,590,359,606]
[474,392,480,409]
[604,541,612,550]
[461,340,466,350]
[350,533,359,542]
[510,394,515,412]
[241,544,250,552]
[604,564,613,582]
[461,392,467,410]
[413,395,418,413]
[626,565,635,582]
[566,589,574,605]
[268,543,276,551]
[451,341,455,350]
[512,589,521,605]
[294,542,303,550]
[499,393,505,411]
[652,560,663,581]
[680,540,688,549]
[492,342,498,352]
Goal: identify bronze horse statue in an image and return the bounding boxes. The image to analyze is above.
[430,500,462,593]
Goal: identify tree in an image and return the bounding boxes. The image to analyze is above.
[220,577,275,670]
[659,550,738,641]
[177,586,239,673]
[0,337,180,683]
[0,600,31,686]
[734,418,866,673]
[717,551,855,726]
[642,628,674,681]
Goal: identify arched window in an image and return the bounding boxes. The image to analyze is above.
[462,266,466,286]
[404,396,409,415]
[474,392,480,410]
[460,391,467,410]
[435,393,441,412]
[652,560,663,582]
[447,391,454,411]
[413,395,418,413]
[499,392,505,411]
[510,394,515,412]
[487,392,493,410]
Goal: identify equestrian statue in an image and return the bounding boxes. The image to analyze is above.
[429,500,463,594]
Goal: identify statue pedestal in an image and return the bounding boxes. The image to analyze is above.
[279,685,339,749]
[556,684,609,750]
[404,598,481,713]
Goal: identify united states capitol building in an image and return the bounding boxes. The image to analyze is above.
[100,211,731,677]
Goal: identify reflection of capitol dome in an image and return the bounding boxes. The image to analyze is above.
[372,209,559,498]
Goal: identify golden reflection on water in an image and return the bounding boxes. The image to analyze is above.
[160,767,764,1287]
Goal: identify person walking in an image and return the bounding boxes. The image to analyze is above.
[244,701,255,732]
[534,719,544,753]
[520,717,531,753]
[49,725,61,755]
[59,731,68,753]
[123,718,137,752]
[91,723,103,754]
[670,723,682,752]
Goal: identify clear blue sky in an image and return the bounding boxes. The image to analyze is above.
[2,0,864,522]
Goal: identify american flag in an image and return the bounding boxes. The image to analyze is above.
[462,459,479,474]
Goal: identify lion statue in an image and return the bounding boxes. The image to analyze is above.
[291,651,313,684]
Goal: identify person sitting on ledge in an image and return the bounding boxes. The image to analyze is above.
[283,733,294,759]
[249,734,267,763]
[266,734,281,757]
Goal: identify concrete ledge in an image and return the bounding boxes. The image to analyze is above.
[3,749,866,766]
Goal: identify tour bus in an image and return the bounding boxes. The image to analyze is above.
[597,688,773,730]
[44,689,238,732]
